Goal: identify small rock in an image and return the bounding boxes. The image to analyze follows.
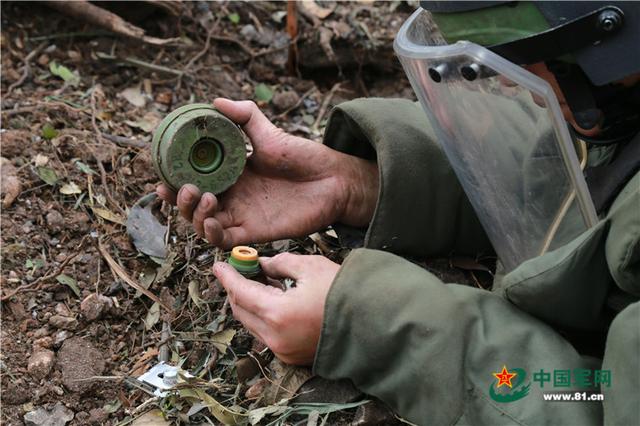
[155,91,173,105]
[46,210,64,232]
[22,220,34,233]
[272,90,300,112]
[33,326,50,338]
[27,349,55,379]
[37,53,50,66]
[54,303,71,317]
[49,315,78,330]
[6,299,26,320]
[53,291,69,301]
[74,411,90,424]
[33,336,54,350]
[235,357,261,382]
[245,377,269,400]
[24,402,74,426]
[57,337,106,393]
[1,157,22,208]
[54,330,72,347]
[2,379,32,405]
[240,24,259,42]
[88,407,107,425]
[80,294,114,321]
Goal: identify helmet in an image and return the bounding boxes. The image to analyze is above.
[421,1,640,139]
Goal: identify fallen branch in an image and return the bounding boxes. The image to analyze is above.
[312,82,341,132]
[6,42,47,96]
[42,0,179,45]
[97,239,173,313]
[96,52,184,77]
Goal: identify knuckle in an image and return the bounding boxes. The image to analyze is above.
[266,308,286,329]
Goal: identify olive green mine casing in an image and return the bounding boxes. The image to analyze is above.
[152,103,247,195]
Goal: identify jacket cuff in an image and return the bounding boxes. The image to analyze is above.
[323,98,490,257]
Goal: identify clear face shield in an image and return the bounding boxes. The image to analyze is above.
[394,9,598,272]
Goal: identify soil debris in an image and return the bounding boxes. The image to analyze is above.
[80,293,114,321]
[57,337,106,393]
[23,402,74,426]
[27,349,55,379]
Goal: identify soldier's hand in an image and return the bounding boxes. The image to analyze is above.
[213,253,338,365]
[157,98,378,248]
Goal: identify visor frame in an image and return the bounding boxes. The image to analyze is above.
[394,9,598,270]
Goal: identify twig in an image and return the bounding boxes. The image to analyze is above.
[90,87,126,216]
[97,239,173,313]
[312,82,341,132]
[1,252,80,301]
[175,17,220,91]
[96,52,183,76]
[101,133,147,149]
[6,42,47,95]
[28,31,113,42]
[210,35,255,57]
[286,1,299,76]
[274,86,317,120]
[158,321,171,362]
[0,106,38,116]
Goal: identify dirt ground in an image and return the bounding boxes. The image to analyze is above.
[0,2,493,425]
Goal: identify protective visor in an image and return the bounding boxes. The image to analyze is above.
[395,9,598,272]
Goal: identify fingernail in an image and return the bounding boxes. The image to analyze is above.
[201,194,211,209]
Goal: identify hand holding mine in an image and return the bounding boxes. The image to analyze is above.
[157,98,379,248]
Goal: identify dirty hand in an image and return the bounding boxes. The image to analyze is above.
[213,253,339,365]
[157,98,378,248]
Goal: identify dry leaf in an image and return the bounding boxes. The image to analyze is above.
[144,302,160,330]
[125,111,162,133]
[262,358,313,405]
[131,409,171,426]
[210,329,236,354]
[60,182,82,195]
[119,85,147,107]
[179,388,244,425]
[34,154,49,167]
[300,1,335,19]
[92,207,126,225]
[188,280,203,308]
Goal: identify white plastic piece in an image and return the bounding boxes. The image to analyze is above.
[138,362,192,397]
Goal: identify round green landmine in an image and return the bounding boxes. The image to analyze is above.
[152,104,246,195]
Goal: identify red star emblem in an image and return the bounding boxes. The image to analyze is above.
[493,365,517,388]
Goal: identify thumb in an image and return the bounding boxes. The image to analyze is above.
[213,98,277,145]
[213,262,276,315]
[260,253,306,280]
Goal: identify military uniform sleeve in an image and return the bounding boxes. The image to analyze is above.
[314,248,602,425]
[323,98,491,257]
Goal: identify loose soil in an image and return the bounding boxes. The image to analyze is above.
[1,2,493,424]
